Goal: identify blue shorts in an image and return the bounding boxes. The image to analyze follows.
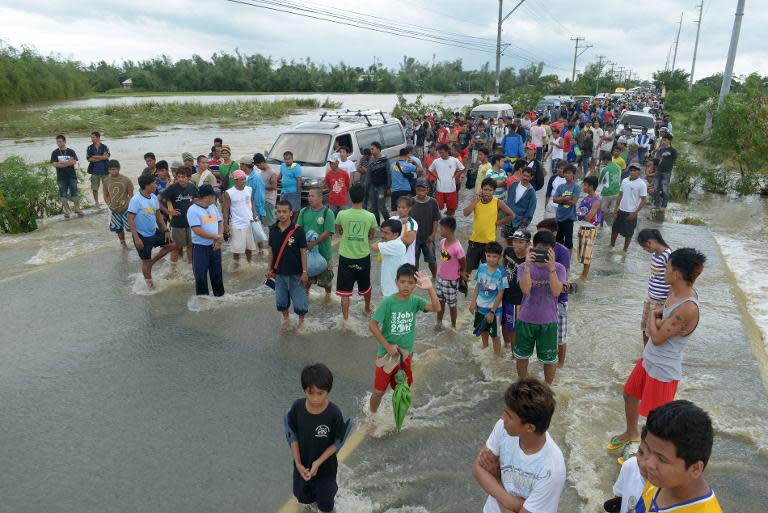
[502,301,519,332]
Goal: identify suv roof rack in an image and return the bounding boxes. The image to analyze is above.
[320,109,389,127]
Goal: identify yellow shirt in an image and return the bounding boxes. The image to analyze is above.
[634,482,722,513]
[470,197,498,243]
[613,156,627,171]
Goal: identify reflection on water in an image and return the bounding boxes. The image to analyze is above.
[0,95,767,513]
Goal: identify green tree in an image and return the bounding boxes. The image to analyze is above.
[652,69,690,92]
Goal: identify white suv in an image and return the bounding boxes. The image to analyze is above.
[616,111,656,141]
[266,110,407,203]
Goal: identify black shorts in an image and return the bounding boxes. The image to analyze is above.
[293,470,338,513]
[612,210,638,238]
[466,240,488,272]
[136,229,168,260]
[556,219,574,249]
[336,254,372,296]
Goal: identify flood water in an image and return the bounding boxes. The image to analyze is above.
[1,94,767,513]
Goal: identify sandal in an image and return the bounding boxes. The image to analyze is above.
[607,435,640,451]
[63,212,71,219]
[75,211,84,217]
[617,442,640,465]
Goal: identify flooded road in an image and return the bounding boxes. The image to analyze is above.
[1,94,767,513]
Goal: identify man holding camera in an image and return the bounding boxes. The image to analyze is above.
[513,230,567,385]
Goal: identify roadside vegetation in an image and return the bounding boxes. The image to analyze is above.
[0,98,341,139]
[0,156,62,233]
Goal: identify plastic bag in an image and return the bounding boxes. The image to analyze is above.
[250,220,267,243]
[305,230,328,277]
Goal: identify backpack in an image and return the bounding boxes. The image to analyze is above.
[529,160,545,191]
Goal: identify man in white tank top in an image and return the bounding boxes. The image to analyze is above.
[222,170,258,268]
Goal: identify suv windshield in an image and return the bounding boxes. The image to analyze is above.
[267,133,331,166]
[620,114,655,130]
[471,111,498,119]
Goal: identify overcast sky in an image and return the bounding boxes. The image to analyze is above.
[1,0,765,83]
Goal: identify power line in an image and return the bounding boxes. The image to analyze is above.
[226,0,498,52]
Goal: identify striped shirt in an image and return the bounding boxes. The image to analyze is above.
[648,248,672,301]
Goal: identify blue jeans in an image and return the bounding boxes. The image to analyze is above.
[275,274,308,315]
[192,244,224,296]
[57,178,78,201]
[654,169,672,208]
[638,148,647,165]
[366,183,389,225]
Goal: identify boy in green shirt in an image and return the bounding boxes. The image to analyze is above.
[335,184,378,320]
[298,187,336,296]
[598,153,621,226]
[368,264,440,413]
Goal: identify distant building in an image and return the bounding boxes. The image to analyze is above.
[121,79,133,89]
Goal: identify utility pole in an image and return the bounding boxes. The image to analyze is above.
[495,0,527,98]
[689,2,703,90]
[617,66,626,85]
[671,12,683,71]
[705,0,746,135]
[595,55,606,96]
[570,37,592,84]
[718,0,745,107]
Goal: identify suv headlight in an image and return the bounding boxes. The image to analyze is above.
[303,178,324,187]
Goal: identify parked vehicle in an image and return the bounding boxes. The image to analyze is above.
[470,103,515,121]
[266,110,406,205]
[616,110,656,140]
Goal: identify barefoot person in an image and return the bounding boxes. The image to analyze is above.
[637,229,672,345]
[222,169,258,268]
[50,134,82,218]
[267,200,309,330]
[608,248,706,456]
[368,264,440,413]
[335,184,377,321]
[126,173,176,288]
[85,131,110,208]
[102,159,133,248]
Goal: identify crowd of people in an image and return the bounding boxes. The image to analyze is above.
[48,91,720,513]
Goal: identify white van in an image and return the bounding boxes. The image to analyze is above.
[266,110,407,203]
[470,103,515,121]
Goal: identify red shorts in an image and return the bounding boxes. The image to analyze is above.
[623,358,679,417]
[374,354,413,392]
[435,191,458,211]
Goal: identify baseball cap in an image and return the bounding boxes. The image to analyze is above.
[181,152,194,161]
[171,160,182,169]
[525,143,536,150]
[220,144,232,155]
[197,184,215,197]
[507,229,531,241]
[232,169,247,180]
[628,162,642,170]
[239,155,253,165]
[328,155,340,163]
[375,348,411,374]
[415,177,429,188]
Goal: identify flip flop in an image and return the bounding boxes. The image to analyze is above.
[607,435,640,451]
[617,442,640,465]
[63,212,70,219]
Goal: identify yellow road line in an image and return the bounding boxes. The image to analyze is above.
[275,304,473,513]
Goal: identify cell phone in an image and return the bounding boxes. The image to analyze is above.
[532,248,548,263]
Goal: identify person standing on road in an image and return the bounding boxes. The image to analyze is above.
[365,142,390,225]
[222,170,258,268]
[187,184,225,297]
[611,163,648,252]
[85,131,110,208]
[50,134,82,218]
[653,133,677,210]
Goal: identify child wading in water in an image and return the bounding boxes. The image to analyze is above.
[469,242,508,357]
[436,216,466,330]
[368,264,440,414]
[286,364,346,513]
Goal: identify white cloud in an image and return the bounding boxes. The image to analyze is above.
[0,0,765,81]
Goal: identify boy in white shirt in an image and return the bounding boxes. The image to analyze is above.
[604,427,648,513]
[372,219,407,297]
[473,378,566,513]
[610,163,647,252]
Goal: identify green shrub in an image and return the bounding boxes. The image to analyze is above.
[701,168,731,194]
[680,217,707,226]
[733,173,761,196]
[0,156,61,233]
[669,153,701,201]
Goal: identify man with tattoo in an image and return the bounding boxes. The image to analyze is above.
[607,248,707,457]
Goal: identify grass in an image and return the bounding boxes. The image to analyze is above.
[680,217,707,226]
[0,98,342,139]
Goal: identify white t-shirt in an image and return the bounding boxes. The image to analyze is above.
[546,176,566,213]
[601,130,615,152]
[515,182,528,203]
[494,126,506,144]
[591,128,604,150]
[550,137,563,160]
[338,159,356,176]
[612,456,646,513]
[428,157,465,193]
[226,186,253,228]
[530,125,546,147]
[482,420,566,513]
[618,177,648,212]
[389,215,418,265]
[378,237,407,297]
